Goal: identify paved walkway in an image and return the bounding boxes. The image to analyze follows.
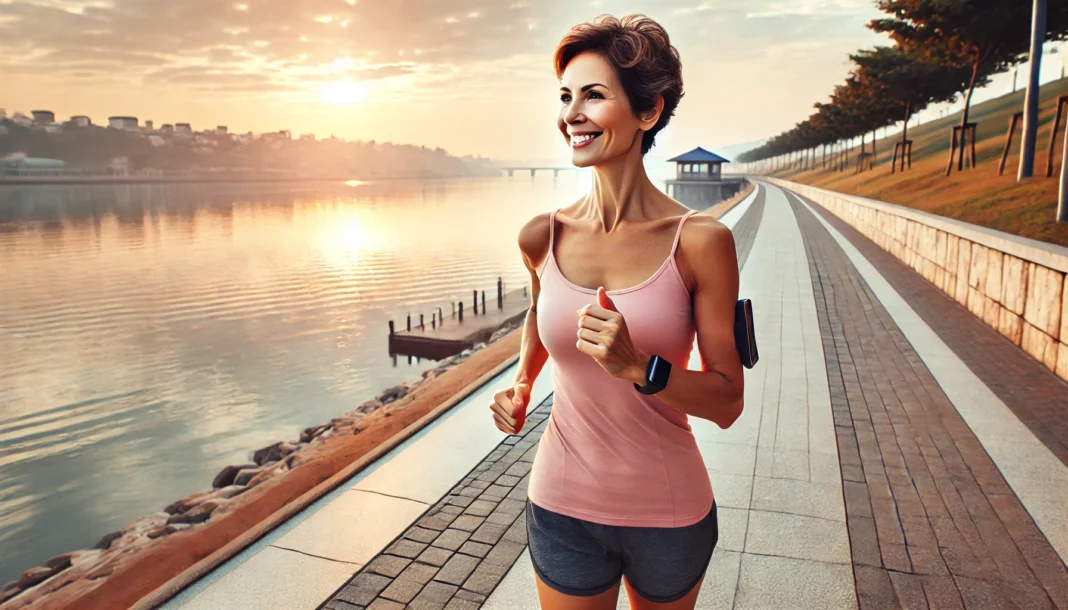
[171,182,1068,609]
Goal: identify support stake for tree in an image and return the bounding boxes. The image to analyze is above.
[999,112,1023,176]
[1045,95,1068,177]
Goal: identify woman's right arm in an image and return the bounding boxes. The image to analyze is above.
[512,213,552,390]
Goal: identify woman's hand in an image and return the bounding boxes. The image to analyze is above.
[490,382,530,434]
[576,287,649,385]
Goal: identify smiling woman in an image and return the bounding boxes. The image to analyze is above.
[320,78,368,106]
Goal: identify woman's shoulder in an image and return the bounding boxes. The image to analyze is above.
[517,197,583,265]
[676,212,738,289]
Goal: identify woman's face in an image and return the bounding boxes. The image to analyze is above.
[558,51,646,168]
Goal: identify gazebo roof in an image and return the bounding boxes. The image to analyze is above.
[666,147,731,164]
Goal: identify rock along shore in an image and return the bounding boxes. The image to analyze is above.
[0,320,525,610]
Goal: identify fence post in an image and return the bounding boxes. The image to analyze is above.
[459,302,464,321]
[388,320,394,335]
[497,277,503,309]
[407,314,411,331]
[420,313,424,329]
[438,307,444,324]
[432,312,436,329]
[473,290,478,315]
[481,290,486,314]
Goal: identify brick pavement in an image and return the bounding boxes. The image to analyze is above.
[319,398,550,610]
[787,190,1068,609]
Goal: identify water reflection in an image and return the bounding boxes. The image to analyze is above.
[0,174,590,584]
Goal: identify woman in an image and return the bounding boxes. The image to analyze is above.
[489,14,745,610]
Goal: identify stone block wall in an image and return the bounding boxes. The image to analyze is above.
[764,178,1068,383]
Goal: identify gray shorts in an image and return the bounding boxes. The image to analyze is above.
[525,500,718,603]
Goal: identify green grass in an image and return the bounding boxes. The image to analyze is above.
[771,78,1068,247]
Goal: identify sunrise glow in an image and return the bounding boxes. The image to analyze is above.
[320,79,368,106]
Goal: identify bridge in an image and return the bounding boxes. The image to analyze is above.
[501,166,583,177]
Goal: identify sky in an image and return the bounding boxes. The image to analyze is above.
[0,0,1064,165]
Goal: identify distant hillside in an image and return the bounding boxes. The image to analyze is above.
[767,78,1068,247]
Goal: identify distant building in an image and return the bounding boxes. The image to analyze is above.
[31,110,55,124]
[175,123,192,135]
[109,116,138,130]
[300,133,316,142]
[0,153,67,176]
[215,125,228,135]
[0,108,7,120]
[70,115,91,127]
[664,147,742,209]
[160,124,174,135]
[144,120,154,132]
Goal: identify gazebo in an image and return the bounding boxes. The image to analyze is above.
[664,147,742,208]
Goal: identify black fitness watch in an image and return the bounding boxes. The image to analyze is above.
[634,355,672,395]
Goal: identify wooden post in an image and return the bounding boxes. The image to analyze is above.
[458,302,464,321]
[497,277,503,309]
[523,285,527,297]
[968,124,977,169]
[432,312,436,329]
[407,314,411,331]
[388,320,394,335]
[451,302,455,316]
[946,126,959,176]
[481,290,486,314]
[1046,96,1068,177]
[906,141,912,169]
[438,307,444,324]
[473,290,478,315]
[419,313,424,329]
[999,112,1023,175]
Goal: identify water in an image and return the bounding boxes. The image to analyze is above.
[0,174,592,585]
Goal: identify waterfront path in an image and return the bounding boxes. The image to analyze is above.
[168,182,1068,609]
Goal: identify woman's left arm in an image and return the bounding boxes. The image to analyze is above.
[625,218,745,428]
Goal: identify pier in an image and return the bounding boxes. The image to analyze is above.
[502,166,583,178]
[388,278,531,360]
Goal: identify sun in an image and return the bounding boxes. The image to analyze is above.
[321,79,368,106]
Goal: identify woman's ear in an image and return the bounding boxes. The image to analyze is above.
[638,95,665,132]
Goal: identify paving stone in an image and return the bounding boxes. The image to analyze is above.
[454,589,487,603]
[410,581,459,610]
[416,545,453,567]
[502,511,528,545]
[367,600,405,610]
[335,572,392,606]
[457,540,492,558]
[469,522,509,545]
[446,494,475,508]
[482,539,526,568]
[450,515,485,532]
[404,526,440,544]
[458,486,482,498]
[431,528,471,551]
[385,539,428,559]
[463,499,497,517]
[444,599,481,610]
[462,560,511,595]
[434,553,481,586]
[504,462,532,477]
[366,554,412,578]
[380,562,440,603]
[478,484,511,500]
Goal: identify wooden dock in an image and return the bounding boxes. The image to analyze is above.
[388,282,531,360]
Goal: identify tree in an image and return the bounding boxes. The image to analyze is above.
[849,46,971,171]
[871,0,1068,173]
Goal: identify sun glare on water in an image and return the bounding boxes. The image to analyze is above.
[321,79,368,106]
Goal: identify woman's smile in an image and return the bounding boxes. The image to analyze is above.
[570,131,603,149]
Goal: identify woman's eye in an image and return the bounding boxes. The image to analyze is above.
[560,94,572,103]
[588,91,603,99]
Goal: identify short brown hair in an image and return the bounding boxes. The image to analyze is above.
[553,14,684,155]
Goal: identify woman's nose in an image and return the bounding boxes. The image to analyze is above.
[563,101,583,125]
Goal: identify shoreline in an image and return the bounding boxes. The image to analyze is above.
[0,172,505,187]
[0,319,525,609]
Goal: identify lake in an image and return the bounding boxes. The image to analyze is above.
[0,174,604,585]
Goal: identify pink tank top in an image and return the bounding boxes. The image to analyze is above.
[528,209,714,528]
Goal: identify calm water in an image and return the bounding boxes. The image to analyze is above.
[0,175,593,584]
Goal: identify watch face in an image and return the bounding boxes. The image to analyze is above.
[649,356,671,389]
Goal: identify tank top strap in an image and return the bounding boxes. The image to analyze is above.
[670,210,698,257]
[548,208,559,251]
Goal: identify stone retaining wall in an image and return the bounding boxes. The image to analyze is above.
[763,177,1068,383]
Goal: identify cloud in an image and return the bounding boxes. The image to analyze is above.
[745,0,876,19]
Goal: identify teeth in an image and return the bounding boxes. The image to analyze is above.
[571,133,597,144]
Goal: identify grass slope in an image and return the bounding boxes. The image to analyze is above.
[768,78,1068,247]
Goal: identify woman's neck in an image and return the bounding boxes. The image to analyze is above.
[585,143,661,233]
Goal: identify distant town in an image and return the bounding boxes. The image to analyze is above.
[0,108,501,183]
